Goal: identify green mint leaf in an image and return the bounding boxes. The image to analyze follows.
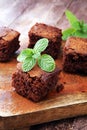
[17,48,34,62]
[22,57,36,72]
[71,21,81,30]
[62,28,76,40]
[65,10,79,27]
[82,23,87,33]
[79,20,84,27]
[34,38,48,53]
[74,30,87,38]
[38,54,55,72]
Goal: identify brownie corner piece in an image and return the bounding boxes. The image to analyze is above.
[63,37,87,74]
[28,23,62,59]
[12,65,61,102]
[0,27,20,61]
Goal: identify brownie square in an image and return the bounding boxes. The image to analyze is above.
[0,27,20,61]
[28,23,62,59]
[12,64,60,102]
[63,37,87,74]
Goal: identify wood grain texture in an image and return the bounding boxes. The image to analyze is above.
[0,0,87,129]
[0,44,87,129]
[0,0,37,26]
[57,0,87,30]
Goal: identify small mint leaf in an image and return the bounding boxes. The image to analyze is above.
[22,57,36,72]
[82,23,87,33]
[34,38,48,53]
[38,54,55,72]
[71,21,81,30]
[74,30,87,38]
[62,28,76,40]
[17,48,34,62]
[79,20,84,27]
[65,10,79,27]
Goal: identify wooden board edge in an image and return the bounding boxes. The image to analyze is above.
[0,99,87,129]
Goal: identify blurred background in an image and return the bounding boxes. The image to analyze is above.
[0,0,87,49]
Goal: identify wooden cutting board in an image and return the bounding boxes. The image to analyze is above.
[0,47,87,129]
[0,0,87,129]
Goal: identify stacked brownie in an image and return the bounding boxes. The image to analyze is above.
[63,37,87,74]
[28,23,62,59]
[12,64,60,102]
[0,27,20,61]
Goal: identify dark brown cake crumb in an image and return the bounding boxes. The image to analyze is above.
[63,37,87,74]
[0,27,20,61]
[12,65,61,102]
[55,82,64,93]
[28,23,62,59]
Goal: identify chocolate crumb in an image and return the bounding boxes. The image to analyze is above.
[56,83,64,92]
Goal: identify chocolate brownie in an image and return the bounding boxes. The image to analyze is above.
[28,23,62,59]
[12,64,61,102]
[0,27,20,61]
[63,37,87,74]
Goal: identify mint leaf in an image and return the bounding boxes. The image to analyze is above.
[65,10,79,27]
[34,38,48,53]
[74,30,87,38]
[62,28,75,40]
[82,23,87,33]
[38,54,55,72]
[22,57,36,72]
[17,48,34,62]
[62,10,87,40]
[71,21,81,30]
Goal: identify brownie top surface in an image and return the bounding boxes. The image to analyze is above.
[29,23,62,42]
[65,37,87,55]
[17,63,60,81]
[0,27,20,41]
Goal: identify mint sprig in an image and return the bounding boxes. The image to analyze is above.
[62,10,87,40]
[17,38,55,72]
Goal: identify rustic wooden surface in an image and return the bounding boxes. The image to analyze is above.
[0,0,87,130]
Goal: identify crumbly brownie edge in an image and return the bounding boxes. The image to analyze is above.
[0,34,20,61]
[63,52,87,74]
[12,68,60,102]
[12,70,50,102]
